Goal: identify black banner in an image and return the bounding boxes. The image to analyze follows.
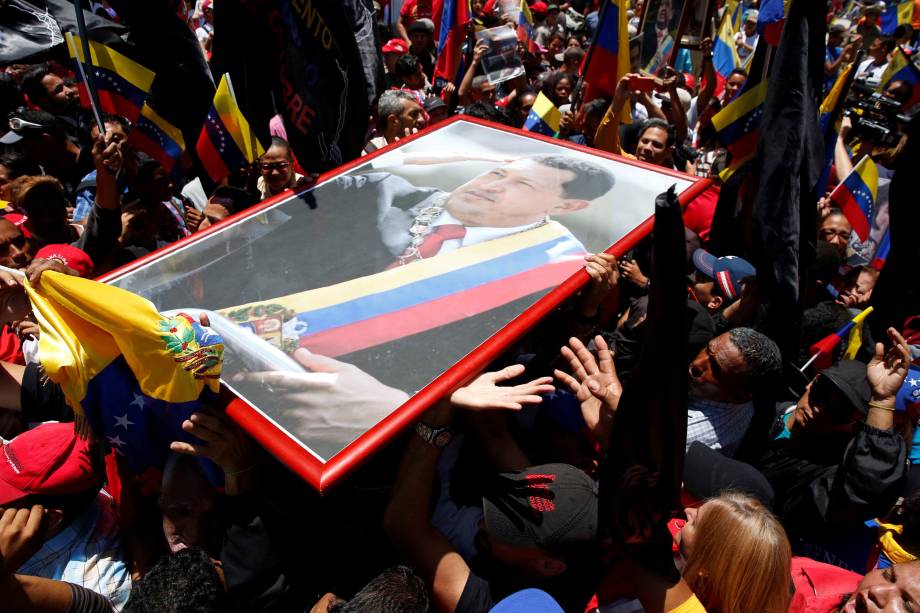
[0,0,126,65]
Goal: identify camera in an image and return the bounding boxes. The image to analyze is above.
[843,81,911,148]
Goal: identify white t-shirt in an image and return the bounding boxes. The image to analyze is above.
[734,30,759,59]
[856,58,888,88]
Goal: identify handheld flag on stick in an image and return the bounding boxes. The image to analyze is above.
[65,32,156,123]
[711,43,769,181]
[803,306,874,371]
[804,322,855,372]
[523,92,562,136]
[581,0,630,100]
[130,103,186,172]
[713,6,742,86]
[516,0,539,54]
[843,306,874,360]
[817,57,859,195]
[433,0,473,83]
[829,154,879,242]
[196,73,265,183]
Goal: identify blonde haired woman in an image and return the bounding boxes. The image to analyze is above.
[676,492,792,613]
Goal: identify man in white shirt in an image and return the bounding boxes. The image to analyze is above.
[734,10,760,60]
[855,35,896,88]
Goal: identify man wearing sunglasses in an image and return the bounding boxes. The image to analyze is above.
[755,329,913,568]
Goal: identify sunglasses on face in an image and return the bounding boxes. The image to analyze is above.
[260,162,290,172]
[8,117,44,132]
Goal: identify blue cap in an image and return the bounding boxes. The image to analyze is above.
[490,589,564,612]
[692,249,756,300]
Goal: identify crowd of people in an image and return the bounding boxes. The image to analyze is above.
[0,0,918,611]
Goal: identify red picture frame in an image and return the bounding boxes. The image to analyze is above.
[100,116,712,493]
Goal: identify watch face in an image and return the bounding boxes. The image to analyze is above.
[434,430,452,447]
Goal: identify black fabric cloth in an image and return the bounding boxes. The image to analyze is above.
[601,187,688,579]
[749,0,825,359]
[20,362,71,426]
[72,204,122,268]
[455,572,495,613]
[68,582,115,613]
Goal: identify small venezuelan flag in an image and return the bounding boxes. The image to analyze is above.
[816,61,856,195]
[65,33,155,122]
[433,0,473,83]
[523,92,561,137]
[130,103,186,171]
[196,73,265,183]
[516,0,539,54]
[829,154,878,242]
[711,79,768,181]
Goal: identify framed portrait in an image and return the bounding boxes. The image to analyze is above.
[101,117,709,492]
[638,0,689,74]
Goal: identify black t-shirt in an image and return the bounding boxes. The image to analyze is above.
[456,571,494,613]
[20,362,72,426]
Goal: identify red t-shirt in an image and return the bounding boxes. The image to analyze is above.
[400,0,433,22]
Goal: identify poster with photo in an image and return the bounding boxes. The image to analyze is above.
[104,117,701,491]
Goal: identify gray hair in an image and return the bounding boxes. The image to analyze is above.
[471,75,489,90]
[377,90,417,122]
[728,327,782,387]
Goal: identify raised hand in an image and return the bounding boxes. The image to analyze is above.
[581,252,619,317]
[170,409,256,495]
[867,327,912,404]
[554,335,623,448]
[449,364,554,411]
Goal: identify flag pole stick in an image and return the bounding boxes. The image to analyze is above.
[572,0,610,114]
[799,352,820,373]
[70,0,105,135]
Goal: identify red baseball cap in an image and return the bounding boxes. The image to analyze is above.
[35,244,94,277]
[0,422,100,506]
[3,213,31,239]
[382,38,410,55]
[530,1,548,14]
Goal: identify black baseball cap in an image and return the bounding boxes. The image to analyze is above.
[483,463,598,549]
[1,109,58,144]
[683,442,775,509]
[818,359,871,416]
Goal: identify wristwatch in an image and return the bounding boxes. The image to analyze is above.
[415,421,454,448]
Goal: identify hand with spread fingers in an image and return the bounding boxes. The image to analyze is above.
[449,364,554,412]
[170,409,256,496]
[554,335,623,450]
[867,327,912,404]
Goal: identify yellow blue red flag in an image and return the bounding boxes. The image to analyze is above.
[131,103,186,171]
[523,92,562,137]
[65,33,155,122]
[829,154,878,241]
[26,271,225,491]
[843,306,874,360]
[221,222,585,358]
[196,73,265,182]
